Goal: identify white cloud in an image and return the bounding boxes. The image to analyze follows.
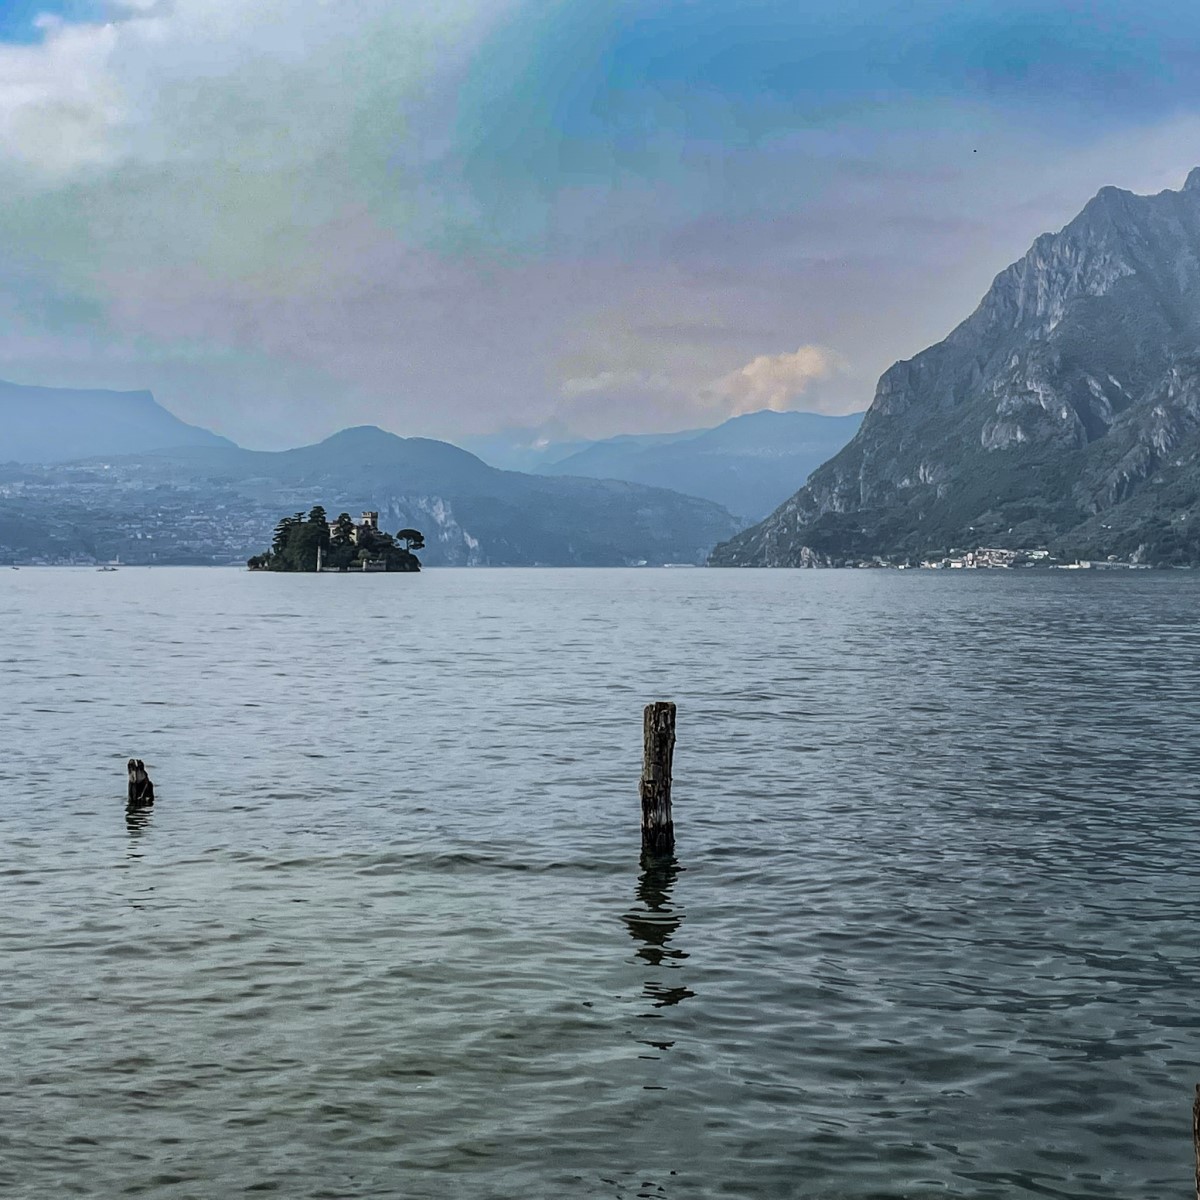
[0,18,124,174]
[549,341,857,436]
[707,345,850,415]
[0,1,513,179]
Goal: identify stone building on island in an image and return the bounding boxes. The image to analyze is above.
[326,511,379,545]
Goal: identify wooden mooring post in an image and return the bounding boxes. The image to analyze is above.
[640,702,676,855]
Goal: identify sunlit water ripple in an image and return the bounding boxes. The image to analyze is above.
[2,566,1199,1198]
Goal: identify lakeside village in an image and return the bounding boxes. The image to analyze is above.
[863,548,1154,570]
[247,508,424,573]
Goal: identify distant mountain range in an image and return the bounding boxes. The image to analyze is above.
[0,379,867,565]
[538,411,862,521]
[177,425,742,565]
[712,168,1200,568]
[460,427,717,473]
[0,380,232,462]
[465,410,864,520]
[0,425,739,567]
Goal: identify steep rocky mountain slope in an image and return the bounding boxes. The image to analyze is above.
[711,169,1200,566]
[0,381,233,462]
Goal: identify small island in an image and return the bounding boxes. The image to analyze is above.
[248,507,424,572]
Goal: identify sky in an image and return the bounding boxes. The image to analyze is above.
[0,0,1198,448]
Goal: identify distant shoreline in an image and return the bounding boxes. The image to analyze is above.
[6,562,1198,572]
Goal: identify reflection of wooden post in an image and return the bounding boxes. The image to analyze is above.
[1193,1084,1200,1200]
[640,702,676,855]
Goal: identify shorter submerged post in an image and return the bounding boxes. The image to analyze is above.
[126,758,154,806]
[640,701,676,855]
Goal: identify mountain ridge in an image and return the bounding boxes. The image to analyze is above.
[539,409,864,520]
[1,423,740,566]
[0,380,234,463]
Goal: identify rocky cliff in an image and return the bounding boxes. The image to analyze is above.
[710,169,1200,566]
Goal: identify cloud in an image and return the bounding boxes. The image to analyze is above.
[560,369,672,399]
[0,1,510,181]
[0,16,123,174]
[0,2,1197,447]
[552,341,855,435]
[707,345,850,416]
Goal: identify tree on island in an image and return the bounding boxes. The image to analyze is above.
[331,512,354,544]
[271,514,300,556]
[323,512,357,570]
[248,508,423,573]
[289,520,328,572]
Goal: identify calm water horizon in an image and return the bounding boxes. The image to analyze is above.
[3,566,1199,1199]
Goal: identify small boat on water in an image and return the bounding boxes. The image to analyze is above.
[98,556,120,572]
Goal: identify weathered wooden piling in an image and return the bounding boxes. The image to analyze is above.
[1192,1083,1200,1200]
[126,758,155,806]
[640,701,676,855]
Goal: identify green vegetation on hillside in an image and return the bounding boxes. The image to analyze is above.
[248,506,423,572]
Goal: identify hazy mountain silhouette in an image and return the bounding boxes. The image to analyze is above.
[35,425,740,566]
[0,381,233,463]
[543,410,863,520]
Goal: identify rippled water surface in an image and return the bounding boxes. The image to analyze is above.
[3,566,1200,1199]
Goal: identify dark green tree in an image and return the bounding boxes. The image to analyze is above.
[284,521,325,572]
[325,512,357,569]
[271,514,298,556]
[331,513,355,545]
[396,528,425,552]
[306,505,331,560]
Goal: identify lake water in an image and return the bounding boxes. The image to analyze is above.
[2,566,1199,1199]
